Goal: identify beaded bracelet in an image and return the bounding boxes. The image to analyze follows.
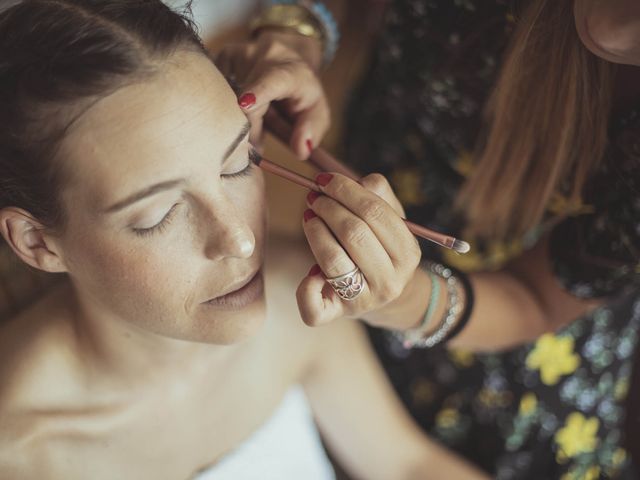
[443,263,474,342]
[399,269,440,348]
[396,262,471,349]
[263,0,340,66]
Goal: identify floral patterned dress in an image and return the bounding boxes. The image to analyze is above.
[343,1,640,478]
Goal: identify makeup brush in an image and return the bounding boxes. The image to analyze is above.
[264,109,360,180]
[253,154,470,253]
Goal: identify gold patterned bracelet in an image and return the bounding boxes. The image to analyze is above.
[250,4,325,43]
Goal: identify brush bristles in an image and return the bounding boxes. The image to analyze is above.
[452,239,471,254]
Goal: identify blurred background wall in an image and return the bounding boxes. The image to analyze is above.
[165,0,258,37]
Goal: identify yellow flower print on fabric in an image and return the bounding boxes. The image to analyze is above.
[435,408,460,429]
[612,448,627,468]
[554,412,600,463]
[448,348,475,368]
[453,150,474,177]
[478,387,512,409]
[614,377,629,401]
[526,334,580,385]
[560,465,600,480]
[519,393,537,416]
[547,193,594,217]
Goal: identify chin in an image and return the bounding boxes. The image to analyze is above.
[190,298,268,345]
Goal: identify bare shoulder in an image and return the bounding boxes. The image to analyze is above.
[0,410,54,479]
[0,285,75,403]
[0,286,81,478]
[0,408,95,480]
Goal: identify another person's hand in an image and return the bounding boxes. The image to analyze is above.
[217,32,330,159]
[297,172,423,327]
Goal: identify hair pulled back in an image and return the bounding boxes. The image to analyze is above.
[0,0,205,228]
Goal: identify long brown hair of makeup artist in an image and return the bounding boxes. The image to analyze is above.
[455,0,614,240]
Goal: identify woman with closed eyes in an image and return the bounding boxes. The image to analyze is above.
[0,1,488,479]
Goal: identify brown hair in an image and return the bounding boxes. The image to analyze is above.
[0,0,205,229]
[456,0,614,240]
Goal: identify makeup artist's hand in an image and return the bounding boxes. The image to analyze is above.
[217,32,330,159]
[297,172,423,327]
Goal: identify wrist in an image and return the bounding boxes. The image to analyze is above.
[255,29,324,72]
[393,262,472,349]
[251,2,340,68]
[360,267,432,330]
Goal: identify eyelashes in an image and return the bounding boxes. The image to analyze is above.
[133,203,180,238]
[248,147,261,164]
[132,148,258,238]
[222,147,259,179]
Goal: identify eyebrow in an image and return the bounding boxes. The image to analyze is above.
[222,121,251,161]
[103,121,252,214]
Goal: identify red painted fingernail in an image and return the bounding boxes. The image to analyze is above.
[315,173,333,187]
[307,191,321,205]
[303,209,317,222]
[308,264,322,277]
[238,92,256,109]
[306,139,314,154]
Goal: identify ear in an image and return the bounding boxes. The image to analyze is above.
[0,208,67,273]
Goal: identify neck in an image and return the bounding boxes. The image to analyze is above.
[59,281,244,395]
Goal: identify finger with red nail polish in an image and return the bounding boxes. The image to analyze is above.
[238,92,256,109]
[307,264,323,277]
[303,209,318,222]
[315,173,333,187]
[307,191,321,205]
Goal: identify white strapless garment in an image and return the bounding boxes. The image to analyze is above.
[192,386,336,480]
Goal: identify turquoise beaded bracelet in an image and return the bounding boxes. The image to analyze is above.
[399,269,440,348]
[396,262,465,349]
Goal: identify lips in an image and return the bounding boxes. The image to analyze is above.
[202,269,264,310]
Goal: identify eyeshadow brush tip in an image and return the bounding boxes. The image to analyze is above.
[452,239,471,254]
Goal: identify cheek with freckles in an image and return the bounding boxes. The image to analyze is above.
[64,229,199,332]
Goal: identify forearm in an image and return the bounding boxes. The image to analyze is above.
[361,265,549,351]
[450,269,549,350]
[305,316,489,480]
[362,237,601,352]
[254,29,324,71]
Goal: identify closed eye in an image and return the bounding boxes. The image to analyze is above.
[130,148,259,237]
[222,161,253,179]
[132,203,180,237]
[221,148,259,179]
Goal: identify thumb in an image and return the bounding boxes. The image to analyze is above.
[296,264,343,326]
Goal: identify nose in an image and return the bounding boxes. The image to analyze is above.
[200,197,256,260]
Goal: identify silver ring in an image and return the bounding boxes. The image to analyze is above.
[326,267,365,301]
